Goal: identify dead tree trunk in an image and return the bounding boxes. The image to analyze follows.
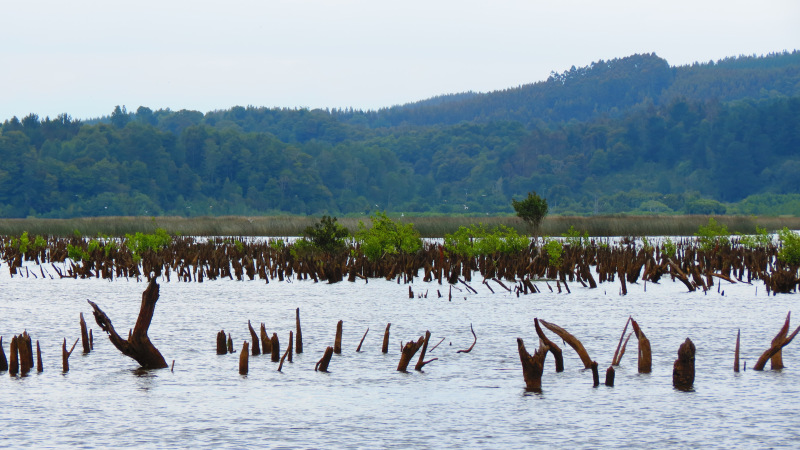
[517,338,549,392]
[80,313,91,354]
[612,317,631,366]
[227,333,234,354]
[216,330,227,355]
[315,346,334,372]
[415,331,438,371]
[456,324,477,353]
[18,333,32,375]
[0,336,7,372]
[295,308,303,354]
[270,333,280,362]
[382,323,391,353]
[753,312,800,371]
[591,361,599,387]
[356,328,369,352]
[397,336,425,372]
[673,338,695,390]
[248,320,261,356]
[9,336,19,376]
[36,340,43,372]
[62,338,78,373]
[734,329,740,373]
[260,323,269,355]
[539,319,593,369]
[239,341,249,375]
[88,279,168,369]
[631,318,652,374]
[605,365,615,387]
[334,320,343,354]
[534,318,563,372]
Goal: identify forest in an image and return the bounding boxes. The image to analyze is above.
[1,51,799,218]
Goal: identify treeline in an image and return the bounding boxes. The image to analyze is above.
[1,52,799,218]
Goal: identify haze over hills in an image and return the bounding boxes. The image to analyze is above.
[1,51,799,218]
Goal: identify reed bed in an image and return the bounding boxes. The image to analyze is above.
[0,215,799,238]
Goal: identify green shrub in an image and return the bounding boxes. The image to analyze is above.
[662,237,677,258]
[543,237,563,267]
[562,225,588,248]
[444,223,527,258]
[298,215,350,255]
[695,218,730,252]
[124,228,172,262]
[356,212,421,261]
[777,227,800,266]
[740,226,772,249]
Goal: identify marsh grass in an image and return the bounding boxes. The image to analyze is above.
[1,215,799,238]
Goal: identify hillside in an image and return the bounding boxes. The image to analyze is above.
[1,51,799,218]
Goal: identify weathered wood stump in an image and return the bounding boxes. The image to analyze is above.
[80,313,91,354]
[295,308,303,354]
[248,320,261,356]
[612,317,631,366]
[9,336,19,376]
[591,361,599,387]
[673,338,695,390]
[456,324,477,353]
[239,341,249,375]
[62,338,78,372]
[397,336,425,372]
[0,336,7,372]
[517,338,549,392]
[227,333,234,354]
[734,329,740,372]
[216,330,227,355]
[753,312,800,371]
[382,323,391,353]
[631,318,652,374]
[334,320,343,354]
[535,318,563,372]
[356,328,369,352]
[260,323,269,355]
[18,333,33,375]
[316,346,334,372]
[415,331,438,371]
[36,340,43,372]
[605,365,615,386]
[88,279,168,369]
[539,319,592,369]
[270,333,280,362]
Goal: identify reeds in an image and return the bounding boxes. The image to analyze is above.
[0,214,799,238]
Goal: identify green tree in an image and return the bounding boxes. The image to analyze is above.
[299,215,350,255]
[512,191,549,238]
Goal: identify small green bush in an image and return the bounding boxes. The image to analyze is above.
[124,228,172,262]
[662,237,677,258]
[356,212,421,261]
[562,225,588,249]
[695,218,730,252]
[740,226,772,249]
[444,223,527,258]
[777,227,800,266]
[298,215,350,255]
[543,237,563,267]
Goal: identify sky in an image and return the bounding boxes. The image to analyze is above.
[1,0,798,121]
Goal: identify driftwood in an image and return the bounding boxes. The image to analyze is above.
[62,338,78,372]
[605,365,615,386]
[271,333,280,362]
[673,338,696,390]
[80,313,91,354]
[382,323,391,353]
[616,332,632,366]
[296,308,303,354]
[631,318,652,374]
[356,328,369,352]
[87,279,168,369]
[278,331,293,372]
[753,312,800,371]
[534,318,563,372]
[517,338,549,392]
[239,341,249,375]
[315,346,334,372]
[0,337,7,371]
[415,331,438,371]
[429,337,445,353]
[216,330,227,355]
[539,319,593,369]
[734,329,740,372]
[456,324,477,353]
[248,321,261,356]
[334,320,343,354]
[397,336,425,372]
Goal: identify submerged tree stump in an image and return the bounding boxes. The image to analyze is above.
[271,333,280,362]
[9,336,19,376]
[753,312,800,371]
[315,346,334,372]
[36,340,43,373]
[80,313,91,354]
[334,320,343,354]
[605,365,615,387]
[415,331,438,371]
[0,336,7,372]
[631,318,652,374]
[239,341,249,375]
[295,308,303,354]
[517,338,549,392]
[382,323,391,353]
[248,321,261,356]
[216,330,227,355]
[88,279,168,369]
[62,338,78,373]
[397,336,425,372]
[673,338,696,390]
[535,318,563,372]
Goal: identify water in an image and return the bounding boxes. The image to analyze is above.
[2,261,799,448]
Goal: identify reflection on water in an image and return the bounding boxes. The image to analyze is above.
[1,261,800,448]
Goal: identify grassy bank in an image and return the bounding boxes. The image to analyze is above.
[1,215,800,238]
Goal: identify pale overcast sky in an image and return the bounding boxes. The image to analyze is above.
[1,0,798,121]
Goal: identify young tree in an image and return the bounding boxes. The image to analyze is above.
[512,191,549,238]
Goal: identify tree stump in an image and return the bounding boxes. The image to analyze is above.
[605,365,615,387]
[0,336,7,372]
[591,361,599,387]
[382,323,391,353]
[734,329,740,372]
[753,312,800,371]
[397,336,425,372]
[535,318,563,372]
[631,318,652,374]
[271,333,280,362]
[248,320,261,356]
[9,336,19,376]
[415,331,438,371]
[517,338,549,392]
[316,346,334,372]
[239,341,249,375]
[673,338,695,390]
[36,340,43,373]
[295,308,303,354]
[80,313,91,354]
[334,320,343,354]
[216,330,227,355]
[227,333,234,354]
[62,338,78,373]
[87,279,168,369]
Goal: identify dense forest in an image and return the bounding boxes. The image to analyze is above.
[1,51,799,218]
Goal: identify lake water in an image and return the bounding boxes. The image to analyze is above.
[1,258,799,448]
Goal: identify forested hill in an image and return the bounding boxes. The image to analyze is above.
[1,51,799,218]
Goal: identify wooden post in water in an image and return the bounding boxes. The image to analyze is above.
[9,336,19,376]
[517,338,548,392]
[239,341,249,375]
[260,323,269,355]
[0,337,7,372]
[397,336,425,372]
[605,366,615,387]
[631,318,652,374]
[247,321,261,356]
[611,317,631,366]
[356,328,369,352]
[295,308,303,354]
[227,333,234,354]
[62,338,78,373]
[80,312,91,354]
[673,338,696,390]
[19,333,32,375]
[36,340,43,372]
[216,330,227,355]
[286,330,293,363]
[734,329,740,372]
[315,347,334,372]
[382,323,391,353]
[334,320,343,354]
[270,333,280,362]
[415,331,438,371]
